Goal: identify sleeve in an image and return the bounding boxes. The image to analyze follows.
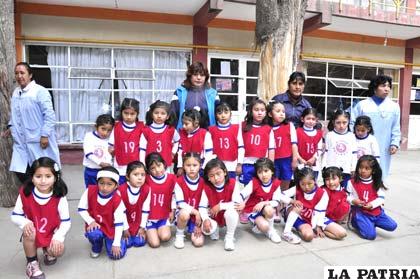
[108,129,115,146]
[390,104,401,148]
[83,133,101,165]
[77,189,95,225]
[52,197,71,242]
[290,124,297,144]
[370,188,385,209]
[140,190,151,229]
[172,130,180,155]
[346,180,358,204]
[37,87,56,137]
[11,194,32,230]
[268,130,275,150]
[350,136,358,172]
[371,135,381,163]
[272,187,293,205]
[237,126,245,164]
[202,132,213,168]
[313,191,329,228]
[177,142,183,168]
[233,181,253,204]
[173,184,192,212]
[219,184,240,211]
[283,186,296,198]
[170,90,180,127]
[112,201,126,246]
[350,102,361,131]
[198,191,210,221]
[139,133,147,164]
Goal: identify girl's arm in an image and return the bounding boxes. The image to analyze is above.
[312,191,329,229]
[108,129,115,156]
[177,143,184,170]
[236,126,245,174]
[233,181,253,205]
[272,187,293,206]
[112,201,126,247]
[198,191,210,221]
[37,86,56,138]
[268,130,275,161]
[173,183,193,212]
[140,190,151,229]
[52,197,71,242]
[219,184,241,211]
[139,133,147,164]
[346,180,364,206]
[290,125,299,168]
[367,188,385,209]
[77,189,95,225]
[371,135,381,164]
[11,194,32,229]
[350,136,358,173]
[202,131,214,168]
[172,130,180,156]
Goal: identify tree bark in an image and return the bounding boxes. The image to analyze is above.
[0,0,19,207]
[256,0,308,101]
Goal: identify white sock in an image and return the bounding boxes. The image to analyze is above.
[284,211,299,234]
[176,228,185,236]
[224,208,239,239]
[268,217,275,233]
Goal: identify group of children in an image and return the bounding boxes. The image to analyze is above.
[11,96,397,279]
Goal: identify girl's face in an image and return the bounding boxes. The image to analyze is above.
[152,107,169,125]
[207,166,227,186]
[122,108,138,125]
[334,115,349,133]
[216,110,231,125]
[252,103,267,123]
[191,73,205,88]
[269,104,286,124]
[183,157,200,180]
[127,167,146,188]
[182,118,198,133]
[299,176,316,193]
[288,79,305,98]
[256,167,274,185]
[358,160,373,179]
[97,177,117,195]
[32,167,55,194]
[374,82,390,99]
[302,113,317,129]
[96,123,113,139]
[355,125,369,138]
[15,65,32,88]
[149,161,166,177]
[324,175,341,190]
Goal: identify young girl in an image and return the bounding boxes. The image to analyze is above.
[208,102,244,179]
[11,157,70,279]
[324,110,357,188]
[347,155,397,240]
[78,166,127,260]
[296,108,324,179]
[200,158,239,251]
[120,161,150,248]
[109,98,144,184]
[177,108,213,175]
[353,116,380,162]
[145,152,188,248]
[174,153,206,249]
[140,100,179,170]
[235,158,293,244]
[321,167,350,236]
[83,114,114,188]
[268,100,298,190]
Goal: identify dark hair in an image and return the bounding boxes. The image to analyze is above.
[203,158,229,186]
[215,102,232,115]
[354,115,374,135]
[145,100,176,126]
[294,167,316,188]
[243,98,268,132]
[145,152,167,172]
[327,109,350,131]
[126,161,146,178]
[97,166,120,184]
[254,158,275,175]
[368,75,392,96]
[120,98,140,121]
[95,114,115,128]
[15,62,33,76]
[182,108,201,128]
[182,61,210,89]
[288,71,306,85]
[182,152,201,164]
[354,155,386,191]
[300,108,318,127]
[322,166,343,183]
[267,99,288,126]
[23,157,68,197]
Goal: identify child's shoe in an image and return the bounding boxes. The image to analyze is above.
[281,231,301,244]
[224,237,235,251]
[239,212,249,224]
[251,225,263,235]
[43,248,57,266]
[267,230,282,243]
[90,250,100,258]
[26,260,45,279]
[174,234,185,249]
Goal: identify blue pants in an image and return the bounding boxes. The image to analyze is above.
[125,235,146,248]
[239,164,255,185]
[84,167,99,188]
[351,208,397,240]
[85,229,127,259]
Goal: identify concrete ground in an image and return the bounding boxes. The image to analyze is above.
[1,151,420,279]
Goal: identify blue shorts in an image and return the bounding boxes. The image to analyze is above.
[84,167,99,188]
[85,228,127,260]
[146,219,169,230]
[274,157,293,180]
[292,217,334,230]
[248,211,263,225]
[239,164,255,185]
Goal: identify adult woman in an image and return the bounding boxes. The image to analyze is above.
[170,61,220,130]
[350,75,401,179]
[271,71,312,127]
[7,62,60,182]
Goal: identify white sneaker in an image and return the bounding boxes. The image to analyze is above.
[252,225,263,235]
[174,234,185,249]
[210,228,219,241]
[267,230,282,244]
[224,237,235,251]
[26,260,45,279]
[282,231,301,244]
[90,251,100,258]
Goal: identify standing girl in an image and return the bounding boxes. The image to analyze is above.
[11,157,70,279]
[177,108,213,175]
[296,108,324,179]
[347,155,397,240]
[353,116,380,162]
[201,158,239,251]
[140,100,179,170]
[109,98,144,184]
[83,114,114,187]
[78,166,127,260]
[174,153,206,249]
[120,161,150,248]
[324,110,357,188]
[268,100,298,190]
[208,102,244,179]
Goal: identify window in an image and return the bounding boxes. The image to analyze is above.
[410,74,420,115]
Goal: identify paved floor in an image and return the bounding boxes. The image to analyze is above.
[1,151,420,279]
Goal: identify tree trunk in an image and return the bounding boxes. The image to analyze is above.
[256,0,308,101]
[0,0,19,207]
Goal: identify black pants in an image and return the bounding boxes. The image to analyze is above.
[14,165,30,184]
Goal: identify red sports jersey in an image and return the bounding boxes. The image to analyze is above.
[322,186,350,222]
[209,124,239,161]
[177,176,205,223]
[273,123,293,159]
[350,179,381,216]
[119,183,150,236]
[143,125,175,167]
[296,186,325,224]
[243,178,281,213]
[147,174,176,220]
[179,128,207,156]
[242,123,271,158]
[114,121,144,165]
[20,188,61,248]
[87,186,122,239]
[204,178,236,226]
[296,128,323,162]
